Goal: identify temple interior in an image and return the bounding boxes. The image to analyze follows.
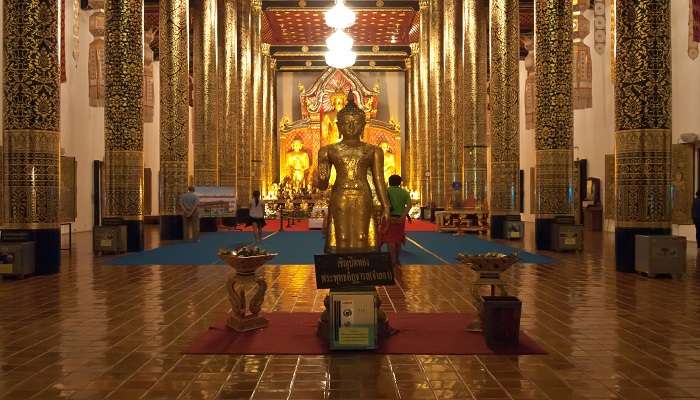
[2,0,700,399]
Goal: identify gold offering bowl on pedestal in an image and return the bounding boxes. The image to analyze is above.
[218,251,277,332]
[457,253,520,331]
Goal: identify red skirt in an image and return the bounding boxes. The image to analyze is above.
[382,217,406,245]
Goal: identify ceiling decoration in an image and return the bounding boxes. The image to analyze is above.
[263,8,416,46]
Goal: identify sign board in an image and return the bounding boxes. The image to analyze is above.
[195,186,237,217]
[329,291,377,350]
[314,252,394,289]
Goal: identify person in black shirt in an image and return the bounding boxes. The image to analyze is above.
[692,191,700,247]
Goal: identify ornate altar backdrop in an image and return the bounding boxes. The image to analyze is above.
[278,68,402,190]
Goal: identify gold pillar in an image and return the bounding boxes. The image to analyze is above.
[104,0,144,251]
[193,0,219,186]
[463,0,488,206]
[418,0,431,205]
[405,56,413,189]
[428,0,444,207]
[443,0,462,208]
[489,0,520,237]
[535,0,574,249]
[410,46,422,197]
[260,44,271,195]
[251,0,263,192]
[2,0,61,273]
[159,0,189,239]
[614,0,671,270]
[237,0,253,202]
[270,59,279,184]
[219,0,237,187]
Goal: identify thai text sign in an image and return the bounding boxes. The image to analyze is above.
[314,252,394,289]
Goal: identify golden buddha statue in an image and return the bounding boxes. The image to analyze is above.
[283,137,310,191]
[321,90,348,145]
[378,141,396,182]
[317,95,390,253]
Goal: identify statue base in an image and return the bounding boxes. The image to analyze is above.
[227,314,269,332]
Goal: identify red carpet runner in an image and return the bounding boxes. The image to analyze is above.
[184,312,546,355]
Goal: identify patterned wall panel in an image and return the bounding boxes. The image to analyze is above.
[59,157,77,223]
[604,154,615,219]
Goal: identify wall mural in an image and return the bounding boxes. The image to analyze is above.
[60,156,77,223]
[671,143,694,225]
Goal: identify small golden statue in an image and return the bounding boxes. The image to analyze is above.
[321,90,348,145]
[378,141,396,182]
[316,94,390,253]
[283,137,310,191]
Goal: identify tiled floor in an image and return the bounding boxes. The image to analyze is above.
[1,224,699,399]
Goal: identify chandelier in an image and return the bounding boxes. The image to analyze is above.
[324,1,356,69]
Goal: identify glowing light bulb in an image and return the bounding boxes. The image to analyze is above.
[325,30,353,51]
[325,0,356,29]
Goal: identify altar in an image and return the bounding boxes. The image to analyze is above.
[278,68,401,197]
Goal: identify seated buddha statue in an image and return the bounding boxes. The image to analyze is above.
[321,91,348,146]
[283,138,310,191]
[316,95,390,253]
[378,141,396,182]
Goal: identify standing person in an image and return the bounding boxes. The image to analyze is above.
[383,175,412,267]
[693,191,700,248]
[248,190,266,244]
[179,186,200,242]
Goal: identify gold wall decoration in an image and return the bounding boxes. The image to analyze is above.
[219,0,238,188]
[260,46,271,195]
[410,49,421,196]
[573,159,581,225]
[535,0,574,219]
[593,0,606,54]
[443,0,462,208]
[88,7,105,107]
[237,0,253,202]
[59,156,77,223]
[428,0,444,207]
[3,0,61,229]
[405,57,414,190]
[671,144,694,225]
[573,0,592,110]
[143,168,152,215]
[159,0,189,217]
[463,0,488,206]
[418,0,430,205]
[143,29,156,123]
[103,0,144,220]
[193,0,219,186]
[615,0,671,230]
[530,167,536,214]
[689,0,699,60]
[489,0,520,216]
[604,154,615,219]
[269,58,278,184]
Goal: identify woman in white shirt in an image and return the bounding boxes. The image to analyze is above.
[247,190,266,243]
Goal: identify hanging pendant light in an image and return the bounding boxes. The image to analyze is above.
[325,0,356,29]
[326,30,354,51]
[324,49,357,69]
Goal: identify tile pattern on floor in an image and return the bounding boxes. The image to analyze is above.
[0,224,699,399]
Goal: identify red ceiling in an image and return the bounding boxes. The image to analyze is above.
[263,8,417,46]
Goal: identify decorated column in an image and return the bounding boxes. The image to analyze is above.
[410,45,421,196]
[260,44,271,195]
[443,0,462,208]
[463,0,488,207]
[269,59,278,184]
[219,0,238,187]
[489,0,520,238]
[236,0,253,204]
[534,0,574,250]
[614,0,671,271]
[159,0,190,240]
[2,0,61,273]
[428,0,444,207]
[418,0,430,205]
[104,0,144,251]
[251,0,263,193]
[193,0,219,186]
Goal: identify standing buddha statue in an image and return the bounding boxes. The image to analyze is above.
[316,95,390,253]
[321,90,348,145]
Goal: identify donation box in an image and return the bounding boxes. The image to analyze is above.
[329,291,378,350]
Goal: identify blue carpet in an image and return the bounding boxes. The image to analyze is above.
[108,231,555,266]
[406,232,555,265]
